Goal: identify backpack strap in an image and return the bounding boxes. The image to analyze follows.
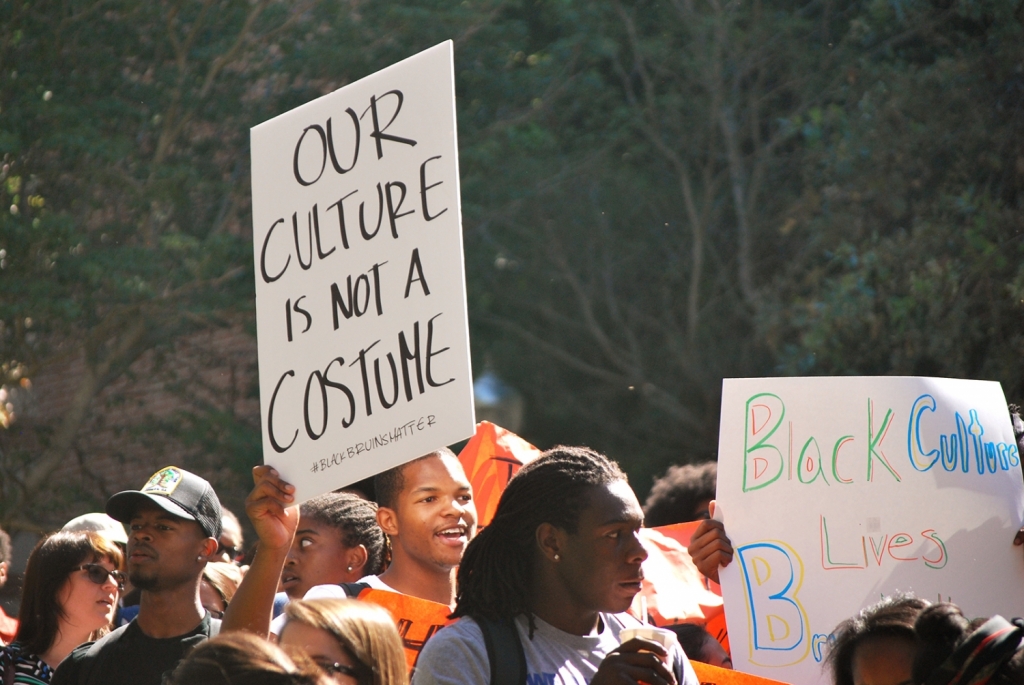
[339,582,372,598]
[475,616,526,685]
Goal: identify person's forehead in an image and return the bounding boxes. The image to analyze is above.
[577,480,643,526]
[402,454,470,493]
[851,635,915,685]
[295,518,343,540]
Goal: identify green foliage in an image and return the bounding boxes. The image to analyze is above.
[0,0,1020,520]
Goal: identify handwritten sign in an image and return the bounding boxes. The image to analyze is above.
[716,377,1024,685]
[250,42,474,502]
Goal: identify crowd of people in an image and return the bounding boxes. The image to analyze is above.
[0,431,1021,685]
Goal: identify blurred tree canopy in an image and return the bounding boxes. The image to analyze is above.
[0,0,1020,525]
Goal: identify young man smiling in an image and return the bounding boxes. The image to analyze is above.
[365,447,476,605]
[52,466,223,685]
[413,446,698,685]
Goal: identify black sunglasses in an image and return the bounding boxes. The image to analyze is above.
[217,543,240,560]
[72,564,126,591]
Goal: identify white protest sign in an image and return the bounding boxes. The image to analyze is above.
[250,42,474,502]
[716,377,1024,685]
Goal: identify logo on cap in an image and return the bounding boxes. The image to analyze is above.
[142,467,183,496]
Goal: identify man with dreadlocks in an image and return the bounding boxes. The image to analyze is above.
[413,446,698,685]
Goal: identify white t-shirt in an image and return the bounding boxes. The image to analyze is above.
[412,613,698,685]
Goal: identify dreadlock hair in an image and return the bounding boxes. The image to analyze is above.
[452,445,626,629]
[300,492,387,576]
[374,448,457,510]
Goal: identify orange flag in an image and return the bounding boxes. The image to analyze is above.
[691,662,791,685]
[641,522,729,654]
[457,421,541,527]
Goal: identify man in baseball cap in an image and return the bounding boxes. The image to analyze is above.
[52,466,223,685]
[106,465,223,540]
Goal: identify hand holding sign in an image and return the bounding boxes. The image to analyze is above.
[245,465,299,552]
[687,502,734,584]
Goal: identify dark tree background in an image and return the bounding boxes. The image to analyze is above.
[0,0,1021,529]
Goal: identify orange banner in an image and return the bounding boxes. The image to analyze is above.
[457,421,541,527]
[352,588,453,671]
[639,524,729,654]
[691,662,791,685]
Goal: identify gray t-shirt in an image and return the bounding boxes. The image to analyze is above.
[412,613,698,685]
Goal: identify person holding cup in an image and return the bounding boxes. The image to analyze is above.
[413,446,697,685]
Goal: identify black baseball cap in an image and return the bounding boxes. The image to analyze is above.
[106,466,223,539]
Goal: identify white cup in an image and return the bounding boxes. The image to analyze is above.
[618,625,679,650]
[619,625,680,674]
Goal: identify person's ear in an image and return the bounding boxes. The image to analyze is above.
[345,544,369,575]
[377,507,399,537]
[535,523,567,563]
[199,537,219,561]
[0,561,8,587]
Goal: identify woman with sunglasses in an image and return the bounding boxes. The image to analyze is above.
[277,598,407,685]
[0,531,123,683]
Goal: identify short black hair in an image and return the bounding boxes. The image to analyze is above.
[643,461,717,526]
[668,624,715,662]
[373,448,457,510]
[300,492,386,575]
[826,593,929,685]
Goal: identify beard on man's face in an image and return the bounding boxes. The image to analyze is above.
[128,565,161,591]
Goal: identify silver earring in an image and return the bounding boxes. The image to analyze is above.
[346,566,353,572]
[553,554,560,561]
